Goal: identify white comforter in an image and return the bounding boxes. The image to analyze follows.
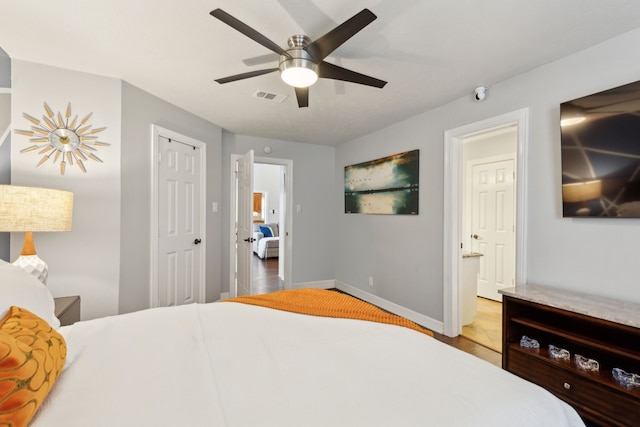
[32,302,584,426]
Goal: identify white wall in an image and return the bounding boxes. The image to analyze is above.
[463,127,516,163]
[222,132,335,291]
[335,28,640,324]
[254,163,281,224]
[11,60,121,320]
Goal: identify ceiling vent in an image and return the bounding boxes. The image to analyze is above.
[253,90,288,103]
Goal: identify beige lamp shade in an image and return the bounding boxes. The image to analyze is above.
[0,185,73,232]
[0,185,73,284]
[562,180,602,203]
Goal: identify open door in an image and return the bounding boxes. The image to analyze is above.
[229,153,293,299]
[469,156,515,301]
[236,150,254,296]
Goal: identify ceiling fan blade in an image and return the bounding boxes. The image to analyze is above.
[210,9,290,58]
[317,62,386,88]
[215,68,278,84]
[295,87,309,108]
[243,52,279,67]
[306,9,377,62]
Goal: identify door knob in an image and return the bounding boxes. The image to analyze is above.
[471,234,481,240]
[243,237,255,243]
[194,238,202,245]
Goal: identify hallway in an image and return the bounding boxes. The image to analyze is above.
[252,255,282,295]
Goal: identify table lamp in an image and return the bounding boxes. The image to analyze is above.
[0,185,73,284]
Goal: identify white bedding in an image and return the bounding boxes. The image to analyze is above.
[32,302,584,426]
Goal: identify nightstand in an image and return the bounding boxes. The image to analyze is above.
[54,296,81,326]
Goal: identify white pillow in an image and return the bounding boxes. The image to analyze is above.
[0,259,60,329]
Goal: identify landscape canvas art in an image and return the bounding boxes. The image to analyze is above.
[345,150,419,215]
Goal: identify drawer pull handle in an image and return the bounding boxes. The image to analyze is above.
[563,382,571,390]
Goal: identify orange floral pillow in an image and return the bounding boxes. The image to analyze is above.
[0,306,67,427]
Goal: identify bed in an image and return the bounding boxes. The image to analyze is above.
[0,260,585,427]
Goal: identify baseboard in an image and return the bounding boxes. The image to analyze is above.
[290,280,334,290]
[334,281,444,334]
[218,292,229,301]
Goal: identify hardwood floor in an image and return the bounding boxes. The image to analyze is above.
[252,254,282,294]
[254,260,502,367]
[461,297,503,353]
[431,332,502,367]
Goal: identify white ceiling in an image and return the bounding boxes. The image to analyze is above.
[2,0,640,146]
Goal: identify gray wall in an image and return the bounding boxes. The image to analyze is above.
[0,47,9,88]
[12,60,122,320]
[221,132,335,292]
[119,82,223,314]
[6,26,640,323]
[0,47,9,261]
[335,27,640,323]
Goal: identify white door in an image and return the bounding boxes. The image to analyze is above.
[236,150,254,296]
[157,136,203,306]
[471,158,515,301]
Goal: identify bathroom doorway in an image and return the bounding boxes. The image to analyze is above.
[460,126,517,351]
[443,109,528,341]
[463,127,517,301]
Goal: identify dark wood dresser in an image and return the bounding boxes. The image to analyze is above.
[501,284,640,427]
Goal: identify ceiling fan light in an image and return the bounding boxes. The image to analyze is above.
[281,66,317,88]
[279,46,318,88]
[280,58,318,88]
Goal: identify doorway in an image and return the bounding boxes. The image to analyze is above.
[252,163,285,294]
[228,153,293,298]
[460,127,517,351]
[464,130,517,301]
[443,109,528,338]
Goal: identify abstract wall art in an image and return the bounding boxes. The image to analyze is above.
[344,149,419,215]
[561,80,640,217]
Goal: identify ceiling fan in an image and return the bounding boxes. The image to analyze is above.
[210,8,387,108]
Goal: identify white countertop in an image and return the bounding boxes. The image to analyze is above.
[462,252,483,258]
[500,283,640,329]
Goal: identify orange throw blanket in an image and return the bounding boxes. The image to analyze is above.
[223,288,433,337]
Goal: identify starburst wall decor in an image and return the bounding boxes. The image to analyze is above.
[15,102,109,175]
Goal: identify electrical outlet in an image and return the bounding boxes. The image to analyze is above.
[368,276,374,287]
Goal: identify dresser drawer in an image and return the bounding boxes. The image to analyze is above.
[507,348,640,426]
